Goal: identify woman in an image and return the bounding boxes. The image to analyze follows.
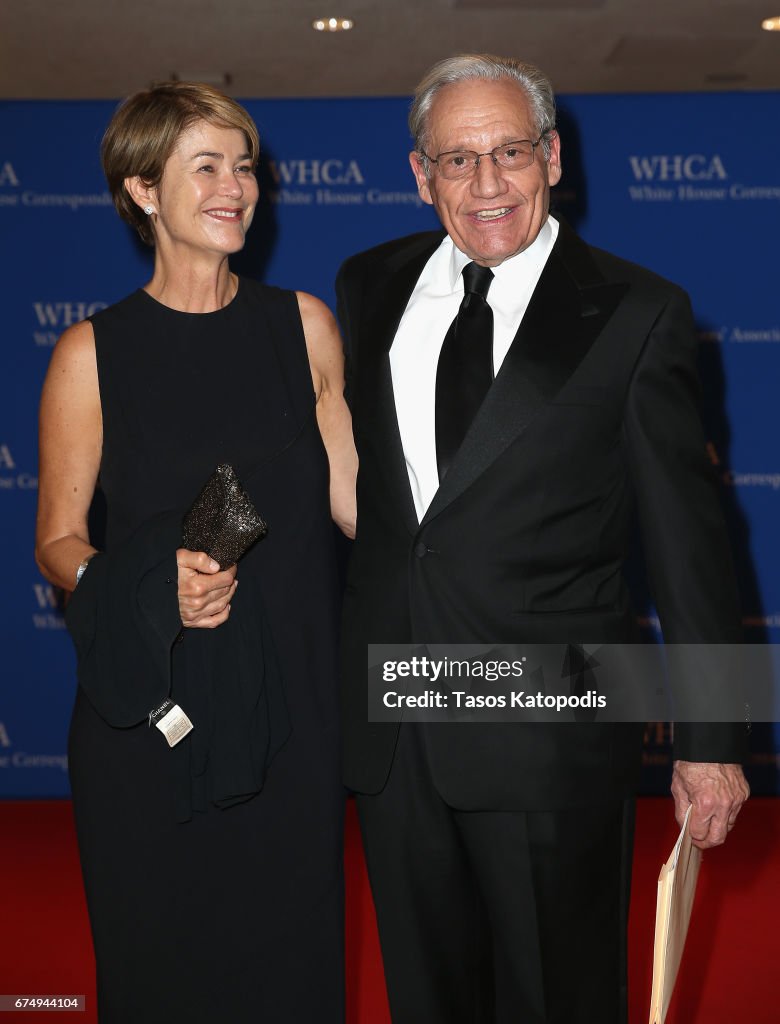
[35,82,356,1023]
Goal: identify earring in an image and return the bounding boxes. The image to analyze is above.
[143,204,154,215]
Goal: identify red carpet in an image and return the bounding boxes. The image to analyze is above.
[0,798,777,1022]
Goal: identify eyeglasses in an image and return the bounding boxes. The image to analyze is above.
[421,131,552,180]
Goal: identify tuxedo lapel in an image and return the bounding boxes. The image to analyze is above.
[359,233,444,534]
[422,222,628,526]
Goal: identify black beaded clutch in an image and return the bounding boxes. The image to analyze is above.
[182,464,268,570]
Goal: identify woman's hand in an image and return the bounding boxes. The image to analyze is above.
[176,550,237,628]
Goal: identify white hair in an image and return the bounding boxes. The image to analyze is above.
[409,53,557,166]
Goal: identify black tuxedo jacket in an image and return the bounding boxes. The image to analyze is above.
[336,219,743,810]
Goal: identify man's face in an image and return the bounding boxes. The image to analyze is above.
[409,78,562,267]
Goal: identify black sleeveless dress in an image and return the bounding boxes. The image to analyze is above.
[67,279,344,1023]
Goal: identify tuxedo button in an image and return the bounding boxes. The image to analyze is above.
[414,541,428,559]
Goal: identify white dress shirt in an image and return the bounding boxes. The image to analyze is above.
[390,215,559,521]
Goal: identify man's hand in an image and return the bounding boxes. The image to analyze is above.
[671,760,749,849]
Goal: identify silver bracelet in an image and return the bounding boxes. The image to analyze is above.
[75,553,96,587]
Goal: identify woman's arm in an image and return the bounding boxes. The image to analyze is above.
[297,291,358,539]
[36,320,237,624]
[35,320,102,590]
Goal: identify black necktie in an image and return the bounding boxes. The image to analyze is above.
[435,262,495,481]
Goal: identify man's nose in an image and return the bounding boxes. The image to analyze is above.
[470,155,508,198]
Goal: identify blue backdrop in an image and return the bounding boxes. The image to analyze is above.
[1,91,778,797]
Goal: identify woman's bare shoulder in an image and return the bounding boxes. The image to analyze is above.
[49,318,97,369]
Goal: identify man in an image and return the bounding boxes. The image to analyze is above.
[336,54,748,1023]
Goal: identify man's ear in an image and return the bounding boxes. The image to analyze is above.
[409,152,433,206]
[124,175,158,214]
[545,130,562,187]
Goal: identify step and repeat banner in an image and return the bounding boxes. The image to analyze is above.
[1,91,778,797]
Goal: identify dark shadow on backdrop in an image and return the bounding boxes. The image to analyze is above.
[231,144,280,283]
[549,102,587,233]
[697,330,766,640]
[697,323,775,795]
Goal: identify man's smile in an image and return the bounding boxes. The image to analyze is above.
[472,206,514,221]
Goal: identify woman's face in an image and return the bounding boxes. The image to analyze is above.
[151,119,258,257]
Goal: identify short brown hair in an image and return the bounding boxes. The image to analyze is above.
[101,81,260,246]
